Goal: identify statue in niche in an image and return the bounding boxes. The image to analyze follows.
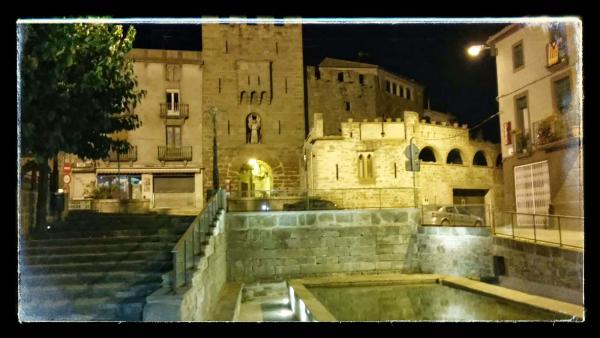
[246,113,262,144]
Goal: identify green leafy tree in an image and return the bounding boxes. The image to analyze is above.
[20,23,145,229]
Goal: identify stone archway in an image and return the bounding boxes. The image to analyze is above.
[238,159,273,198]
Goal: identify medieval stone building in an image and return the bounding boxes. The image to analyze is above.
[63,22,502,212]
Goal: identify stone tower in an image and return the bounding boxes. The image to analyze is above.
[201,22,306,198]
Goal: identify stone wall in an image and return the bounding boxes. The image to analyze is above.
[226,209,422,283]
[180,211,228,320]
[143,210,228,321]
[416,226,494,278]
[492,236,583,305]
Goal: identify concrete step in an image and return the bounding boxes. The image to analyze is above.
[20,270,163,287]
[24,259,172,275]
[23,250,172,265]
[19,295,147,321]
[23,234,181,247]
[30,228,187,240]
[22,241,175,256]
[20,281,162,301]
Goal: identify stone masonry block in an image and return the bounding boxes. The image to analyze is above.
[278,214,298,227]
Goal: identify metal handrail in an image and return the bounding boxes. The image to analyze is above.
[492,210,583,249]
[107,146,138,162]
[158,145,192,161]
[171,189,227,290]
[160,103,189,119]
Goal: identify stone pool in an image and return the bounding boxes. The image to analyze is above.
[287,274,584,322]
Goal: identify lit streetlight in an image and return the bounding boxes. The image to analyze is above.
[466,44,493,57]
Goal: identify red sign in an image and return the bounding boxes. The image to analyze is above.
[504,122,512,145]
[63,164,72,174]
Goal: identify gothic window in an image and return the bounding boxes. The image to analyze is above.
[358,155,364,178]
[240,91,246,104]
[260,91,266,104]
[250,91,257,104]
[366,154,373,178]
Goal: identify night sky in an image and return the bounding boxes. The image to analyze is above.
[132,23,507,143]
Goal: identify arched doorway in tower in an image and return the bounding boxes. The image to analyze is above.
[238,159,273,198]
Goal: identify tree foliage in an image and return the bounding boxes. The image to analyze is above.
[21,23,145,163]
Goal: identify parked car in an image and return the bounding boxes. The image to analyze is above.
[428,206,483,226]
[283,199,338,211]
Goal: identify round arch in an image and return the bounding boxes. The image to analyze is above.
[446,148,464,165]
[495,154,503,168]
[472,150,488,166]
[238,159,273,197]
[418,146,437,163]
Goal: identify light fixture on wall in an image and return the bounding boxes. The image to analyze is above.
[466,44,496,58]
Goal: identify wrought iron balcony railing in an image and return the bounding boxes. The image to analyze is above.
[108,146,138,162]
[532,113,580,147]
[160,103,189,119]
[158,145,192,161]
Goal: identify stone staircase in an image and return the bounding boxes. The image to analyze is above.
[18,212,196,321]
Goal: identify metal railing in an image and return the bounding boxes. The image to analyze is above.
[421,204,491,227]
[107,146,138,162]
[512,129,532,155]
[492,211,583,249]
[158,145,192,161]
[160,103,189,119]
[532,114,580,147]
[171,189,227,290]
[227,187,417,212]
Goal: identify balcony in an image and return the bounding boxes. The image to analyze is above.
[160,103,189,119]
[108,146,138,162]
[158,145,192,162]
[533,114,580,150]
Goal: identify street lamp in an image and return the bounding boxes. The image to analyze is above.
[466,44,494,58]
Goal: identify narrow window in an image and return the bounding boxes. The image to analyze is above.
[228,120,231,135]
[394,162,397,178]
[358,155,364,179]
[285,78,288,94]
[248,75,250,85]
[315,68,321,80]
[218,78,222,94]
[406,88,412,100]
[166,90,180,114]
[392,83,397,96]
[385,80,391,93]
[554,76,572,114]
[513,41,524,70]
[366,154,373,178]
[345,101,351,111]
[166,126,182,147]
[225,40,228,53]
[400,86,404,97]
[515,94,528,131]
[358,74,364,85]
[338,72,344,82]
[278,120,281,135]
[336,164,339,180]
